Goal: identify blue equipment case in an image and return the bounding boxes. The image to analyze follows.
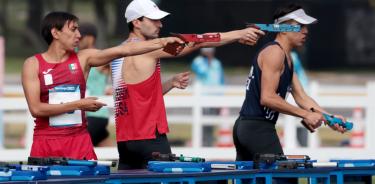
[330,159,375,167]
[148,161,212,173]
[48,165,94,176]
[93,165,110,175]
[10,170,47,181]
[207,161,253,170]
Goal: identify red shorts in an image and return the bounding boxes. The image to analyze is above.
[30,131,97,160]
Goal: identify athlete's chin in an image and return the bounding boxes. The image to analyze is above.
[66,47,75,52]
[295,41,305,47]
[70,44,78,51]
[145,34,159,40]
[151,34,159,39]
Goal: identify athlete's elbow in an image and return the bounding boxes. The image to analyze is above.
[29,106,48,118]
[260,95,272,107]
[29,107,42,118]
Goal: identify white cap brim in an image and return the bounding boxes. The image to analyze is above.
[144,10,170,20]
[275,9,317,25]
[293,12,317,24]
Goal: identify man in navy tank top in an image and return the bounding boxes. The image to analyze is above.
[21,12,184,160]
[234,2,349,171]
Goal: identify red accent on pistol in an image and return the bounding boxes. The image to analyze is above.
[163,33,221,56]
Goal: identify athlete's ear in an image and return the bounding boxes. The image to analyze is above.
[132,19,142,29]
[51,28,60,40]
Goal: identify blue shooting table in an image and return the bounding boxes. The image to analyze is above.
[1,169,256,184]
[253,168,331,184]
[106,169,256,184]
[2,167,375,183]
[36,175,108,184]
[329,167,375,184]
[253,167,375,184]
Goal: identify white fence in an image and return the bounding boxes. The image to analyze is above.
[0,81,375,162]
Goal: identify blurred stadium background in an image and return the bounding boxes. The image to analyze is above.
[0,0,375,162]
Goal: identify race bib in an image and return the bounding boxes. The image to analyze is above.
[49,85,82,127]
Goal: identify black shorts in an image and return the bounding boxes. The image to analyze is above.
[233,116,283,161]
[117,132,171,170]
[233,117,298,184]
[87,116,109,146]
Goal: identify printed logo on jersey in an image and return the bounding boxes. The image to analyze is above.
[263,93,281,121]
[69,63,77,72]
[43,68,54,85]
[42,68,53,75]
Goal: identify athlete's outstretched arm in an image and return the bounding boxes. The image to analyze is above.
[162,71,190,95]
[81,37,184,68]
[148,27,265,59]
[22,57,106,118]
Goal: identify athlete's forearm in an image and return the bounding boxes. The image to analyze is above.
[160,30,246,58]
[88,38,167,67]
[162,79,174,95]
[122,38,169,56]
[294,94,328,114]
[198,30,244,48]
[28,101,79,118]
[261,94,309,119]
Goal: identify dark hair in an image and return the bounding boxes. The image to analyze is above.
[273,4,302,22]
[41,12,79,45]
[79,22,97,38]
[127,17,144,32]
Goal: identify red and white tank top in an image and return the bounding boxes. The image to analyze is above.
[111,39,169,142]
[34,52,87,137]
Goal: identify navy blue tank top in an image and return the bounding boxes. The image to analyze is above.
[239,41,294,123]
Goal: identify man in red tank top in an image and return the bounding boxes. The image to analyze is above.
[21,11,184,160]
[113,0,265,170]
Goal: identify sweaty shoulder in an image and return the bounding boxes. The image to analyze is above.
[77,48,98,60]
[258,44,285,70]
[23,56,38,69]
[22,56,39,80]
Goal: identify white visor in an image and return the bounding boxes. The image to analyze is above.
[274,9,317,25]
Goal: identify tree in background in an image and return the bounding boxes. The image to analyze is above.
[25,0,44,51]
[94,0,109,48]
